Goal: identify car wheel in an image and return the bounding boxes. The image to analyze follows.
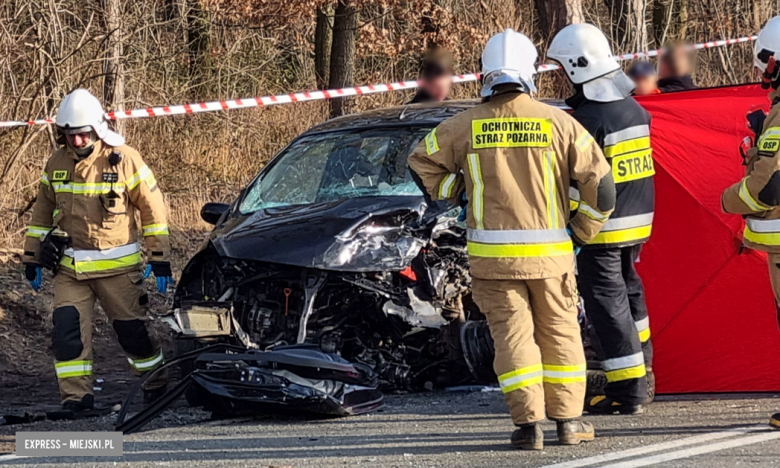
[173,338,208,408]
[585,369,656,403]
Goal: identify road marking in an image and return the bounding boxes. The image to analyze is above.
[0,454,24,463]
[539,425,762,468]
[598,431,780,468]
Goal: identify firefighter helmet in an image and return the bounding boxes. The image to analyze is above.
[55,89,125,147]
[480,29,538,97]
[755,16,780,72]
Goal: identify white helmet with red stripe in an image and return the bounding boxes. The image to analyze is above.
[55,89,124,147]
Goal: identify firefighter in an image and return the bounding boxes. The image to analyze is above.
[408,29,615,449]
[549,23,654,415]
[22,89,173,413]
[721,15,780,430]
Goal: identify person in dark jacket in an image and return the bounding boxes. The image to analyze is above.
[628,61,661,95]
[409,48,453,104]
[657,43,697,92]
[549,23,655,416]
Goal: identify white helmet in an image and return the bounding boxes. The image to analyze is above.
[480,29,538,97]
[548,23,634,102]
[55,89,125,147]
[755,16,780,72]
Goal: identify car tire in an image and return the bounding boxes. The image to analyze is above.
[173,338,208,408]
[585,369,656,403]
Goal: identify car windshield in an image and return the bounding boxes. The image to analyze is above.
[239,127,428,214]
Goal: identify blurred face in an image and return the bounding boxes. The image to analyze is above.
[66,131,94,149]
[659,46,691,78]
[633,75,658,95]
[421,75,452,102]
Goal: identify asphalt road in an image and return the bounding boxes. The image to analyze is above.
[1,391,780,467]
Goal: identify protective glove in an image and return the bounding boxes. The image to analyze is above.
[457,191,468,222]
[145,261,174,293]
[566,228,583,256]
[24,263,43,292]
[39,237,63,271]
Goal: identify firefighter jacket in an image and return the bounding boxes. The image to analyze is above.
[567,93,655,248]
[23,140,170,279]
[722,90,780,253]
[408,92,615,280]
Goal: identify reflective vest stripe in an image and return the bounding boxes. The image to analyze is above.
[425,129,440,156]
[142,223,170,237]
[601,213,654,232]
[40,172,50,186]
[437,173,458,200]
[61,242,142,274]
[569,186,581,211]
[26,226,53,239]
[604,125,651,146]
[467,153,485,230]
[543,151,559,229]
[126,165,156,190]
[52,182,125,196]
[577,200,608,222]
[603,352,646,383]
[591,213,653,245]
[744,226,780,246]
[746,218,780,232]
[542,363,586,384]
[498,364,543,393]
[575,131,595,151]
[127,349,164,372]
[467,228,570,244]
[636,317,651,343]
[606,364,647,383]
[739,178,771,212]
[604,137,651,158]
[55,360,93,379]
[468,240,573,258]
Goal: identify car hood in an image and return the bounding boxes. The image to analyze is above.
[208,197,448,271]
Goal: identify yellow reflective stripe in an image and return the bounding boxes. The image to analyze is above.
[60,252,142,274]
[467,154,484,230]
[55,360,93,378]
[542,363,586,384]
[591,225,652,245]
[543,151,559,229]
[570,200,580,211]
[142,223,170,236]
[126,165,155,190]
[127,350,164,371]
[498,364,543,393]
[425,129,440,156]
[604,137,651,158]
[575,131,594,151]
[744,225,780,246]
[437,173,457,200]
[638,328,651,343]
[26,226,52,238]
[739,178,771,212]
[52,182,125,196]
[40,172,50,186]
[468,240,573,258]
[606,364,646,383]
[577,200,608,222]
[612,149,655,184]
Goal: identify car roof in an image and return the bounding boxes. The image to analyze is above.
[305,98,569,134]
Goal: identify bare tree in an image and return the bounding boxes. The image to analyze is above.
[314,4,333,90]
[652,0,688,46]
[328,0,356,118]
[187,0,212,98]
[534,0,584,39]
[102,0,125,133]
[605,0,649,51]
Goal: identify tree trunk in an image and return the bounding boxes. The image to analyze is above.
[314,5,333,90]
[676,0,688,41]
[605,0,648,51]
[102,0,125,133]
[535,0,584,39]
[753,0,768,32]
[652,0,672,47]
[328,0,356,118]
[186,0,211,99]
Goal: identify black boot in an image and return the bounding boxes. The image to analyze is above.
[771,413,780,429]
[61,394,94,414]
[585,395,643,415]
[143,385,168,405]
[511,423,544,450]
[557,419,596,445]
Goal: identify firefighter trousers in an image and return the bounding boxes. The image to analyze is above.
[578,246,648,406]
[472,273,586,425]
[52,268,167,405]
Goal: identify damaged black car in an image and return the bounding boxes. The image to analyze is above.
[164,101,500,416]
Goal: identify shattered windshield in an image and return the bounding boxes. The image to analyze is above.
[239,128,428,214]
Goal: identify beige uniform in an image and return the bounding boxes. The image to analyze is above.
[409,92,613,424]
[723,90,780,327]
[24,140,170,403]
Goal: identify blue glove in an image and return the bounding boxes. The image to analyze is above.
[457,192,468,222]
[566,228,583,256]
[25,263,42,292]
[146,262,174,293]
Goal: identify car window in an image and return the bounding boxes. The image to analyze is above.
[239,128,428,214]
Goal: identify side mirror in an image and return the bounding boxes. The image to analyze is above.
[201,203,230,225]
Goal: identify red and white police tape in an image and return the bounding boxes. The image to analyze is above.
[0,34,758,129]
